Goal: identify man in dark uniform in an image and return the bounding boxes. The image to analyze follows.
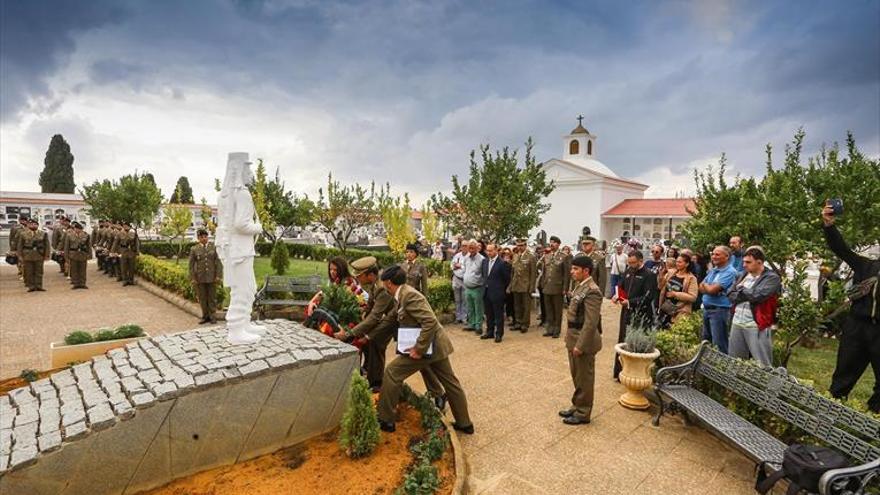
[51,216,70,274]
[823,205,880,412]
[93,220,107,272]
[9,217,27,281]
[510,238,537,332]
[400,243,429,295]
[17,218,50,292]
[104,222,120,278]
[112,221,140,285]
[189,229,223,323]
[559,256,603,425]
[375,266,473,435]
[538,235,572,338]
[611,250,657,379]
[64,221,92,289]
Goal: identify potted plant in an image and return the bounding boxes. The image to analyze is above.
[50,324,149,367]
[614,323,660,410]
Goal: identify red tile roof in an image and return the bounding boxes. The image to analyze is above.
[602,198,695,217]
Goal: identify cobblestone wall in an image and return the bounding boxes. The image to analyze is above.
[0,320,358,495]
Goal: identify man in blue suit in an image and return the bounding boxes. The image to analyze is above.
[481,242,512,343]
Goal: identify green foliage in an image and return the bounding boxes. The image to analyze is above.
[270,240,290,275]
[339,371,380,459]
[420,202,442,245]
[381,192,416,256]
[199,197,216,235]
[19,369,39,383]
[262,166,315,241]
[249,159,275,240]
[64,331,94,345]
[136,254,225,306]
[623,322,657,354]
[317,282,363,328]
[314,174,382,252]
[396,385,450,495]
[426,278,454,314]
[431,137,554,242]
[94,328,117,342]
[169,176,194,204]
[411,430,448,463]
[39,134,75,193]
[113,324,145,339]
[397,462,440,495]
[683,130,880,271]
[81,172,163,229]
[160,187,193,263]
[655,312,703,369]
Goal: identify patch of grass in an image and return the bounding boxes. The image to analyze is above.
[787,337,874,406]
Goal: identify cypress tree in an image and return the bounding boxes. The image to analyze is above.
[39,134,76,193]
[169,176,194,204]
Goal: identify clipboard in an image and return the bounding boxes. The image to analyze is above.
[396,327,433,357]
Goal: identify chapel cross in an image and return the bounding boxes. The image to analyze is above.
[577,115,584,126]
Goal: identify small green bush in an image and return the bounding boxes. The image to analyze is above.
[136,254,225,307]
[655,311,703,369]
[397,461,440,495]
[411,430,448,463]
[270,240,290,275]
[426,278,453,315]
[113,324,145,339]
[94,328,117,342]
[624,323,657,354]
[19,369,39,382]
[64,331,94,346]
[339,371,380,459]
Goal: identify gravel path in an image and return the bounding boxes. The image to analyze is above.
[0,261,197,379]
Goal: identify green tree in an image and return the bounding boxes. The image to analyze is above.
[264,166,315,241]
[431,137,554,242]
[39,134,76,193]
[338,371,380,459]
[249,159,275,240]
[270,238,290,275]
[314,174,381,252]
[169,176,194,204]
[381,193,416,255]
[81,172,162,229]
[160,186,193,263]
[420,201,441,245]
[198,197,216,235]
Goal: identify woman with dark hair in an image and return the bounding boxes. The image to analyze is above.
[659,253,698,326]
[307,256,369,337]
[328,255,351,284]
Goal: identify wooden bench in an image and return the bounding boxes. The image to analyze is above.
[253,274,322,319]
[654,341,880,494]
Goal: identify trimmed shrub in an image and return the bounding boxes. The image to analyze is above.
[339,371,380,458]
[94,328,118,342]
[426,278,453,315]
[113,324,145,339]
[270,240,290,275]
[64,331,94,345]
[136,254,225,307]
[19,369,39,382]
[655,312,702,369]
[397,462,440,495]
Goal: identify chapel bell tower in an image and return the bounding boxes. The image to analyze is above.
[563,115,597,161]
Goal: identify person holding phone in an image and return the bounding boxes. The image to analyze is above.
[822,201,880,413]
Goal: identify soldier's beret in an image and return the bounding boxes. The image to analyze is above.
[572,256,594,270]
[549,235,561,243]
[581,236,597,243]
[405,243,419,253]
[350,256,377,276]
[380,265,406,284]
[72,221,83,229]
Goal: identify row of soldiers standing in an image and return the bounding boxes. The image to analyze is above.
[7,216,140,292]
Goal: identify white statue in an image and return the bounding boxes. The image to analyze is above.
[216,152,266,345]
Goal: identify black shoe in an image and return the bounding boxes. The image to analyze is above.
[521,327,528,334]
[198,317,210,324]
[36,288,46,292]
[542,331,552,337]
[494,336,502,343]
[480,334,494,340]
[379,420,396,432]
[552,333,560,339]
[433,395,447,411]
[81,286,88,289]
[27,288,36,292]
[558,408,575,418]
[462,327,474,332]
[562,415,590,425]
[452,422,474,435]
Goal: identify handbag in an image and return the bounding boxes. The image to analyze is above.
[660,275,691,316]
[755,443,849,495]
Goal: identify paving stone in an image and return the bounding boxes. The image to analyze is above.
[37,430,62,453]
[0,452,8,474]
[112,400,135,420]
[63,420,89,441]
[121,376,146,394]
[131,391,156,409]
[266,352,295,369]
[13,412,38,427]
[292,349,323,362]
[194,371,224,387]
[117,365,138,377]
[238,359,269,377]
[39,413,60,435]
[0,429,11,454]
[9,443,38,469]
[12,422,37,447]
[150,381,178,400]
[62,406,86,427]
[87,403,116,430]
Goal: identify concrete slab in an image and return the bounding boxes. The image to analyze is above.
[123,409,172,495]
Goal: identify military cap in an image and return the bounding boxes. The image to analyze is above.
[72,221,83,229]
[405,243,419,253]
[549,235,561,243]
[580,235,597,244]
[515,237,527,245]
[380,264,406,284]
[572,256,594,270]
[28,217,38,224]
[350,256,378,276]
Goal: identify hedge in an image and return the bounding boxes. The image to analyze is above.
[136,254,225,306]
[426,278,453,315]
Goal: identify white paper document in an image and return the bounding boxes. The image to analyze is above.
[397,327,433,356]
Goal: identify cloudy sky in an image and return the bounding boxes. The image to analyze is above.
[1,0,878,203]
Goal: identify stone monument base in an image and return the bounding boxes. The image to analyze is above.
[0,320,358,495]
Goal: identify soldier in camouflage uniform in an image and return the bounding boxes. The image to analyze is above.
[64,221,92,289]
[189,229,223,323]
[17,218,50,292]
[112,221,140,286]
[538,235,572,338]
[510,238,537,332]
[9,217,27,281]
[400,243,429,295]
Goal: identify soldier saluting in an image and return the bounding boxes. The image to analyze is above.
[17,218,50,292]
[189,229,223,324]
[64,221,92,289]
[111,221,140,286]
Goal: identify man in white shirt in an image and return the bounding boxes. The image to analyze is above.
[461,240,485,332]
[608,243,628,298]
[450,245,468,324]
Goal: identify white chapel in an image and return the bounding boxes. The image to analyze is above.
[534,118,649,245]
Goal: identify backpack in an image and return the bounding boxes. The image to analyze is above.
[755,444,849,495]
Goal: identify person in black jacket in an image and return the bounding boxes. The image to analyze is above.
[481,243,512,343]
[822,205,880,412]
[611,250,658,379]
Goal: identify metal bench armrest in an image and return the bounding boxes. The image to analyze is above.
[819,457,880,495]
[655,341,710,388]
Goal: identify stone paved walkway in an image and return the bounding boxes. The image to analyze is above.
[0,263,197,379]
[409,301,756,495]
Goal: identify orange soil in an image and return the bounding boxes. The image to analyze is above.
[0,367,67,395]
[144,403,454,495]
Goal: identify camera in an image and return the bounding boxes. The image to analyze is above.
[827,198,844,216]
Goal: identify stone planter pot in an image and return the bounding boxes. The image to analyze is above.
[614,343,660,410]
[50,333,150,368]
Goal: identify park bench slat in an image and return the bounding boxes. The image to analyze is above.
[254,274,322,318]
